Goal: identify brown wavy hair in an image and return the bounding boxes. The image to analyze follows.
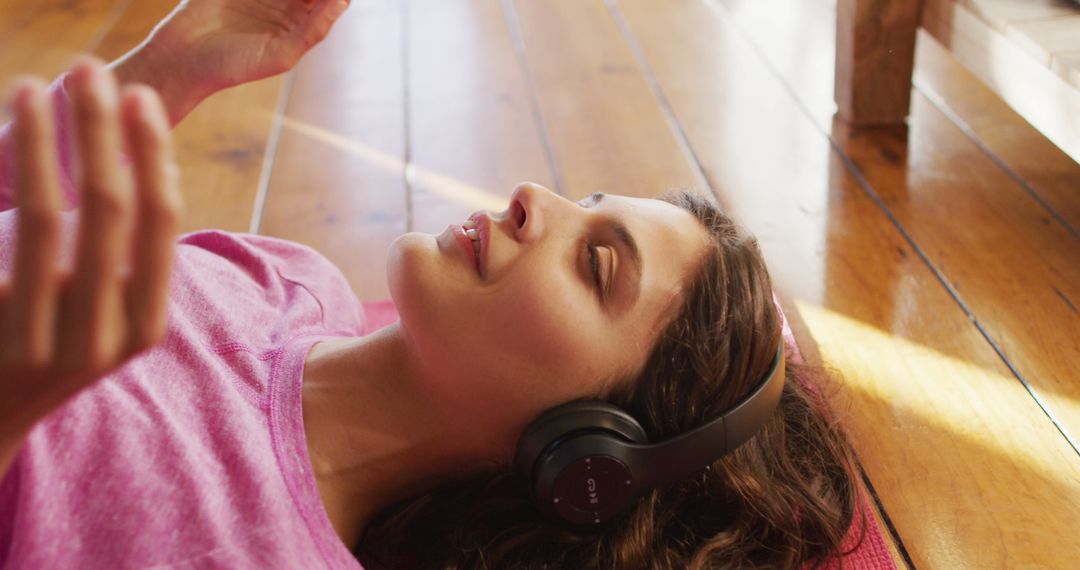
[357,190,865,569]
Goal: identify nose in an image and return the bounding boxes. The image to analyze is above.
[506,182,561,243]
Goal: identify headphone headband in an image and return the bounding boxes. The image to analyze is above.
[516,340,786,526]
[619,341,785,487]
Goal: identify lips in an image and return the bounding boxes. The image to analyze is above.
[451,224,481,277]
[466,213,490,279]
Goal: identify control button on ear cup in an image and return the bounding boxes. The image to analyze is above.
[514,401,647,480]
[551,455,635,525]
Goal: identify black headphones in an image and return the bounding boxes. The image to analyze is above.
[513,342,785,526]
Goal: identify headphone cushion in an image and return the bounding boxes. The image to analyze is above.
[514,401,648,479]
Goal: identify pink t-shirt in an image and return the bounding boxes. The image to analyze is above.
[0,76,368,569]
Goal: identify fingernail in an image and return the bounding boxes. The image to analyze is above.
[135,88,168,131]
[71,55,108,90]
[10,77,42,113]
[72,61,98,90]
[12,79,35,106]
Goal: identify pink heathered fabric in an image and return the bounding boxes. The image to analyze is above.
[0,74,897,569]
[775,302,897,570]
[0,75,366,569]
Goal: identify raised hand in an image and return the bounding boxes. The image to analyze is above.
[149,0,351,93]
[0,57,183,438]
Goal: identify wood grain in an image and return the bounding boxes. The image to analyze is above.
[837,93,1080,437]
[0,0,128,121]
[258,0,407,301]
[509,0,701,199]
[406,0,554,235]
[0,0,44,40]
[0,0,125,82]
[912,30,1080,239]
[617,0,1080,567]
[92,0,176,62]
[164,79,284,234]
[834,0,922,125]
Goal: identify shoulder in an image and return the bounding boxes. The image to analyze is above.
[173,230,366,340]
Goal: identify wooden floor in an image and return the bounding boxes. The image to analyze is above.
[2,0,1078,567]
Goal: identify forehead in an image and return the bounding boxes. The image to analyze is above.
[601,194,703,235]
[599,193,710,328]
[597,194,710,259]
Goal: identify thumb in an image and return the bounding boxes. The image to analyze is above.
[299,0,350,47]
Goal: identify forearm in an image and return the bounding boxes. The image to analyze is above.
[81,39,213,129]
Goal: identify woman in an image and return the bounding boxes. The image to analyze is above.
[0,1,865,568]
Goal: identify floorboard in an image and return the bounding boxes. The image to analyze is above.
[406,0,554,239]
[259,0,407,300]
[914,30,1080,236]
[509,0,702,199]
[0,0,129,121]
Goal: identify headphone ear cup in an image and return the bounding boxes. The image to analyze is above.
[515,401,648,480]
[515,401,648,526]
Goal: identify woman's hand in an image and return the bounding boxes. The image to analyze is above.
[0,57,182,439]
[151,0,350,93]
[104,0,350,126]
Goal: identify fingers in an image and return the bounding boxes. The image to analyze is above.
[121,85,182,355]
[300,0,350,47]
[62,56,134,372]
[0,55,182,401]
[3,78,64,368]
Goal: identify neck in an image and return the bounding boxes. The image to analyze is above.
[300,323,493,549]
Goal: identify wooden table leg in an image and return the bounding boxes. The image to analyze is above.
[835,0,923,126]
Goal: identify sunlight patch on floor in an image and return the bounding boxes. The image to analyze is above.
[274,114,508,213]
[794,299,1080,481]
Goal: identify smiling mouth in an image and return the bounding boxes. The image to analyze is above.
[463,221,481,256]
[451,223,481,277]
[463,213,489,279]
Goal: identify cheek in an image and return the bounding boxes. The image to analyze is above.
[501,287,591,362]
[473,277,613,398]
[389,242,619,419]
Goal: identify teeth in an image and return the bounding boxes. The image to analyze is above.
[463,220,481,259]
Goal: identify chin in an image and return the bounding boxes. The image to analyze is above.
[386,232,432,306]
[386,232,464,343]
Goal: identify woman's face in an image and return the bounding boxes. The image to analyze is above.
[387,182,711,456]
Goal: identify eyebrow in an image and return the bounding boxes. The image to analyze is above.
[590,193,642,307]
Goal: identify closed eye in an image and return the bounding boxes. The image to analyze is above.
[588,242,603,294]
[579,193,609,302]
